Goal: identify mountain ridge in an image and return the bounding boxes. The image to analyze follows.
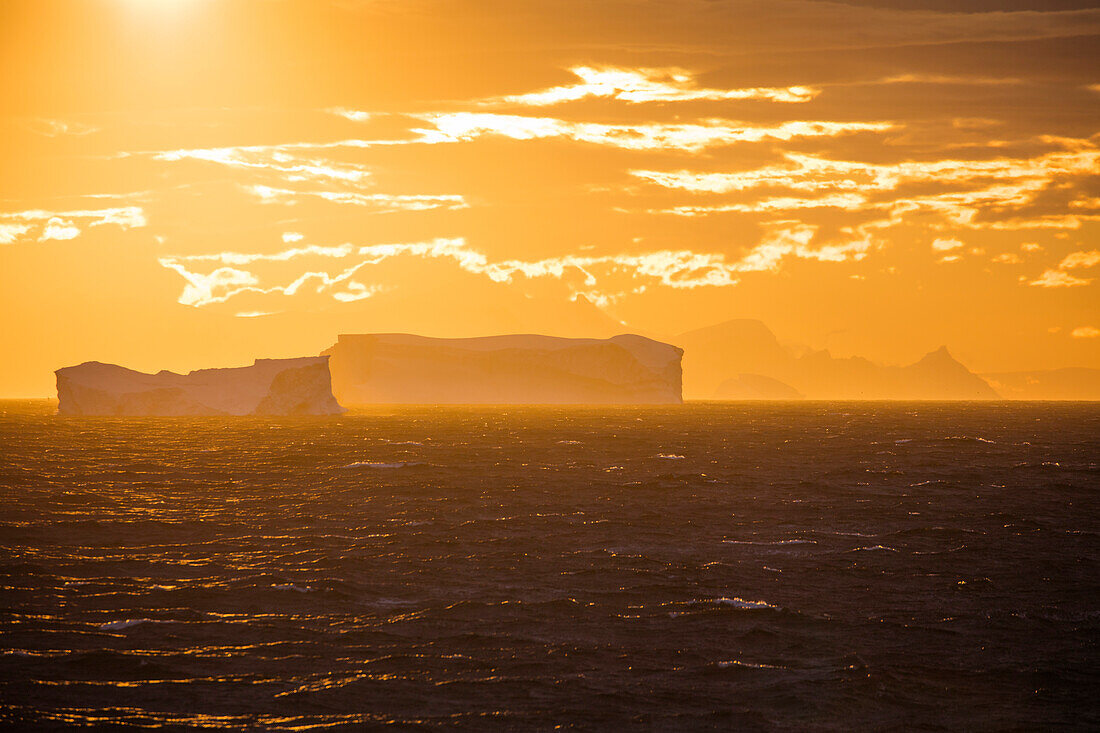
[675,319,999,400]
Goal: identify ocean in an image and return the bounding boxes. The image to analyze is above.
[1,400,1098,731]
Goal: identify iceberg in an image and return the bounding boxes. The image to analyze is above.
[56,357,344,416]
[321,333,683,404]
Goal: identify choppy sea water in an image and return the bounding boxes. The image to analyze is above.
[0,400,1098,731]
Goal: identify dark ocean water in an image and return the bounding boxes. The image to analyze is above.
[1,400,1098,731]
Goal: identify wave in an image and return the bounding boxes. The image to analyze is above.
[942,436,997,443]
[710,597,778,609]
[339,461,426,469]
[722,539,816,546]
[715,659,784,670]
[98,618,159,631]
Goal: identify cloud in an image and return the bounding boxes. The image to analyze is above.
[0,224,31,244]
[1071,326,1099,338]
[932,238,963,251]
[1024,248,1100,289]
[651,193,869,216]
[633,145,1099,196]
[159,238,477,306]
[483,66,819,106]
[153,146,372,183]
[412,113,892,152]
[631,142,1100,231]
[157,263,262,306]
[159,224,871,309]
[331,281,381,302]
[873,74,1020,87]
[40,218,82,241]
[1029,269,1092,288]
[248,185,468,211]
[1059,250,1100,269]
[173,243,357,266]
[27,118,99,137]
[327,107,373,122]
[0,206,146,245]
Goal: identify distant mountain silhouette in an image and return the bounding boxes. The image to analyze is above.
[981,368,1100,400]
[675,319,998,400]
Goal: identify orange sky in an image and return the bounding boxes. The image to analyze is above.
[1,0,1098,396]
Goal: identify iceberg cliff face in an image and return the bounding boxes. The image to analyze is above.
[56,357,344,416]
[321,333,683,404]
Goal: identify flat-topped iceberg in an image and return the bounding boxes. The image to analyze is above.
[322,333,683,404]
[55,357,344,416]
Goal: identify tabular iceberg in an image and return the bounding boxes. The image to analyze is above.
[321,333,683,404]
[56,357,344,416]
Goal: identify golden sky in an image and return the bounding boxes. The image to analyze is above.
[1,0,1098,396]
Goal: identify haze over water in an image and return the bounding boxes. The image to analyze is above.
[2,400,1097,730]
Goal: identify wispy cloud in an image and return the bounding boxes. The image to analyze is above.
[248,185,468,211]
[411,113,891,152]
[159,224,872,308]
[632,142,1100,230]
[26,118,99,137]
[632,146,1099,197]
[482,66,819,106]
[0,206,146,244]
[872,74,1021,87]
[153,146,372,183]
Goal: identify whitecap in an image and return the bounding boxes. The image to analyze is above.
[716,659,782,669]
[556,440,582,445]
[272,583,312,593]
[849,545,898,552]
[340,461,425,469]
[658,454,685,460]
[710,597,778,610]
[98,619,157,631]
[722,539,816,546]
